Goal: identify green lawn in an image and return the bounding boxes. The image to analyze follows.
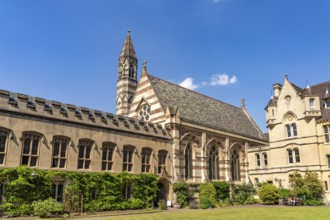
[109,206,330,220]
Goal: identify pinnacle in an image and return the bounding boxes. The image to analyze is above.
[120,30,136,58]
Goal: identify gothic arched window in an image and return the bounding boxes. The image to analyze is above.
[123,145,135,172]
[141,147,152,173]
[185,143,192,179]
[231,149,240,181]
[0,129,8,165]
[129,64,135,78]
[208,146,219,180]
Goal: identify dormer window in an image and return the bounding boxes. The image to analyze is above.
[326,99,330,109]
[309,98,315,109]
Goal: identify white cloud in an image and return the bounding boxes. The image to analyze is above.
[179,77,199,90]
[229,75,237,84]
[210,73,237,86]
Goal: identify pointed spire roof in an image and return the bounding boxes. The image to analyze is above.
[120,30,136,59]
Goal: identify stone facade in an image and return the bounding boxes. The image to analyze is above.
[0,31,267,204]
[248,76,330,201]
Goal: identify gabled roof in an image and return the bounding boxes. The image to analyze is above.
[308,80,330,122]
[120,30,136,58]
[147,74,264,140]
[266,97,278,109]
[291,83,303,94]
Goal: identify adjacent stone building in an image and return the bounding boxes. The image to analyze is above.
[0,31,266,203]
[248,76,330,200]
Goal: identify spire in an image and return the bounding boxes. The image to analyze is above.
[120,30,136,58]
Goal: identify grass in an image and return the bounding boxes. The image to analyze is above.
[108,206,330,220]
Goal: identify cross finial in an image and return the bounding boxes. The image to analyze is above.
[285,74,288,80]
[143,60,147,68]
[241,98,245,108]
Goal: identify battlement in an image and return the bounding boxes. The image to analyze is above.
[0,89,170,139]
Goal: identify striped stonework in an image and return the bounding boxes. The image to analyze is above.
[128,73,166,123]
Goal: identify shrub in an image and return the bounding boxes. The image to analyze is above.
[212,181,230,202]
[189,200,199,209]
[0,203,13,215]
[158,199,168,210]
[200,197,216,209]
[304,199,324,206]
[0,203,33,217]
[289,171,325,204]
[258,184,280,205]
[199,183,217,208]
[128,198,145,209]
[278,188,291,199]
[231,183,256,205]
[173,182,191,207]
[244,197,259,205]
[32,198,64,218]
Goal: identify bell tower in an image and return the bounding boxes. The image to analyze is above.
[116,30,138,115]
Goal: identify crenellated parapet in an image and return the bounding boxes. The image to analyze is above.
[0,89,170,139]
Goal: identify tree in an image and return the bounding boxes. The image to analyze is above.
[289,171,324,205]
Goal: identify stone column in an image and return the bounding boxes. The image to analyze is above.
[201,132,207,182]
[244,141,250,183]
[224,137,230,181]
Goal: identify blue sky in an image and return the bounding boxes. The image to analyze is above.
[1,0,330,132]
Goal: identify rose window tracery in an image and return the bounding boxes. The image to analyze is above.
[138,104,151,121]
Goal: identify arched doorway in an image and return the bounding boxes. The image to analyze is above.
[154,178,170,207]
[158,182,167,201]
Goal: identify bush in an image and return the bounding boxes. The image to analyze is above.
[189,200,199,209]
[244,197,259,205]
[128,198,145,209]
[278,188,291,199]
[289,171,325,206]
[231,183,256,205]
[199,183,217,207]
[258,184,280,205]
[0,203,13,215]
[158,199,167,210]
[304,199,324,206]
[173,182,192,207]
[212,181,230,202]
[32,198,64,218]
[200,197,216,209]
[0,203,33,217]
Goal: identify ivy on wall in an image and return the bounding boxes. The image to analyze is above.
[0,167,159,214]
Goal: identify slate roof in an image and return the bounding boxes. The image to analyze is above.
[266,80,330,122]
[120,31,136,58]
[147,74,264,140]
[308,81,330,122]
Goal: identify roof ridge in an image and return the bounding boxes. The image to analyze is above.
[148,74,243,111]
[311,80,330,88]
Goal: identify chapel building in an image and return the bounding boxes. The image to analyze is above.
[0,31,267,203]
